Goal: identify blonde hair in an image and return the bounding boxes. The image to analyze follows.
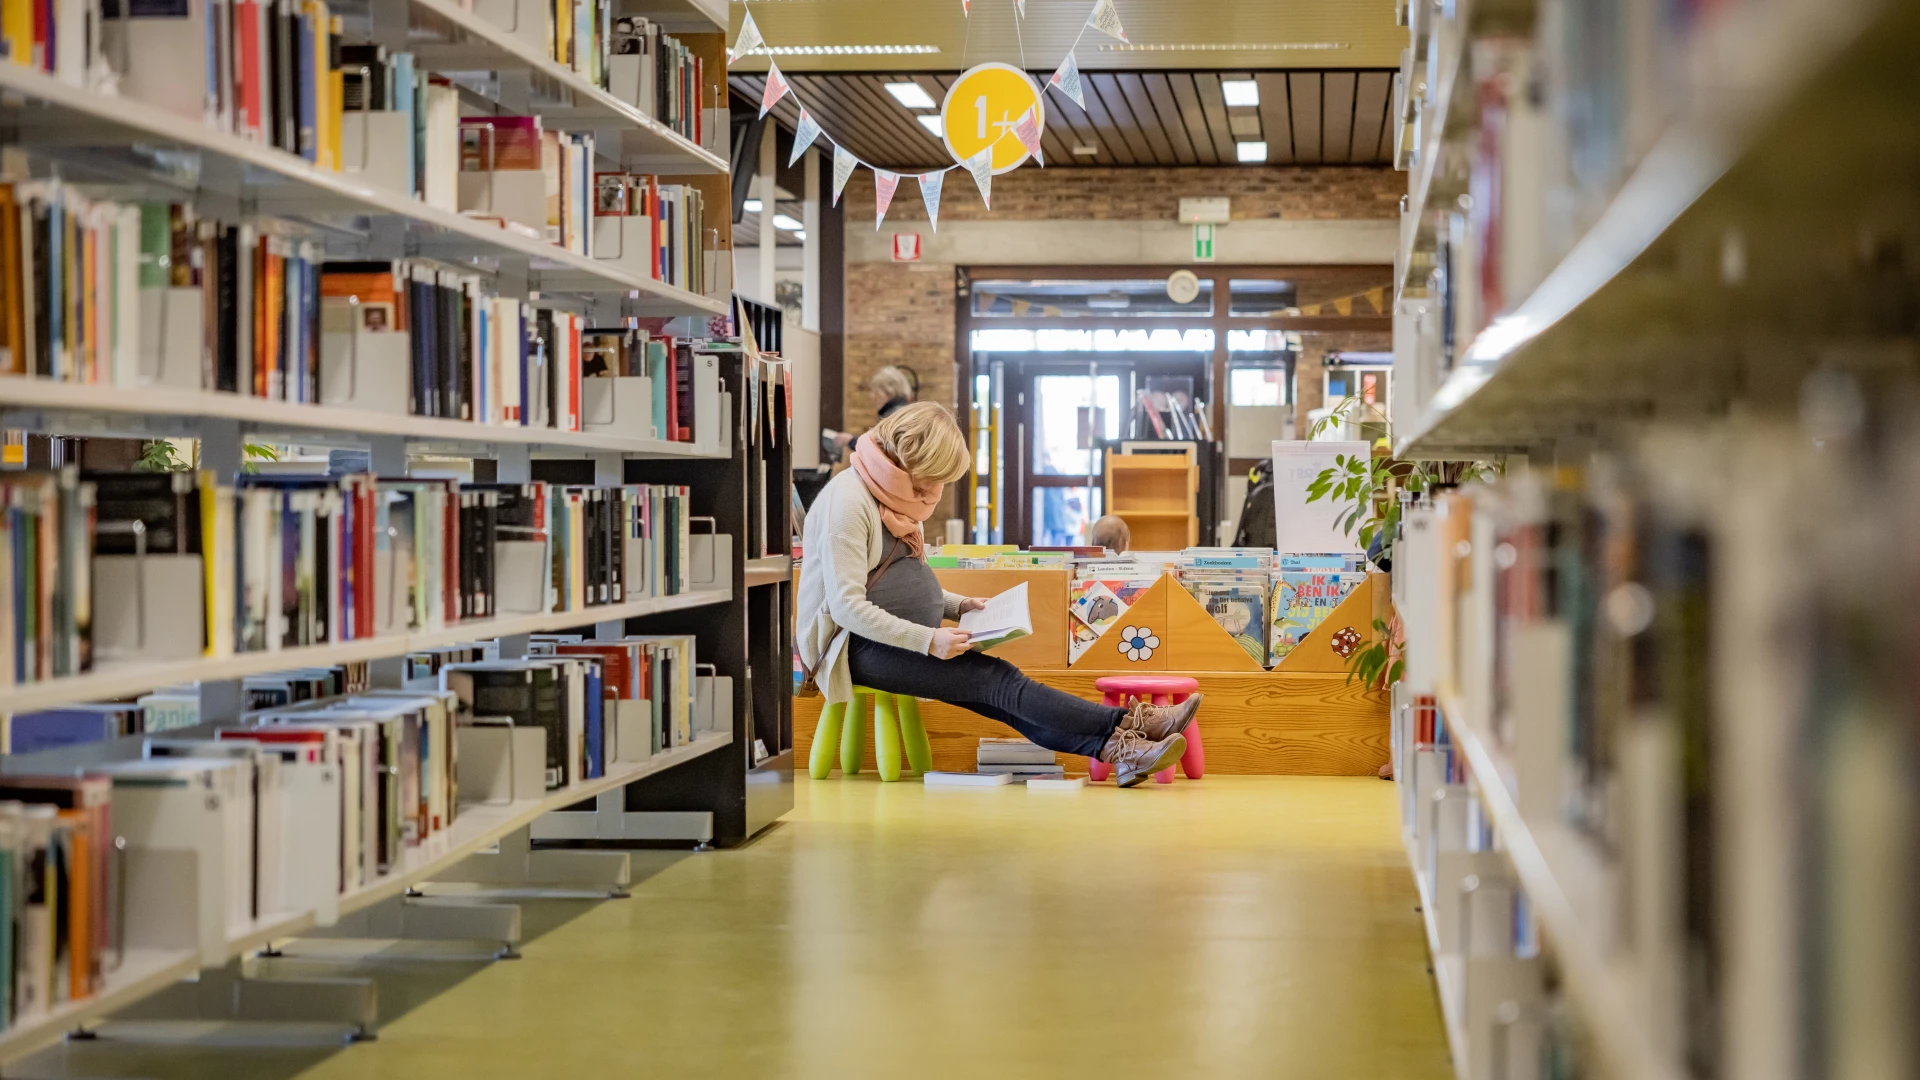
[869,366,914,403]
[870,401,971,484]
[1088,514,1131,552]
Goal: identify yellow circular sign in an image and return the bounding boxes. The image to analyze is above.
[941,62,1044,174]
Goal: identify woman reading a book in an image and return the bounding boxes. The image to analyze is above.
[796,402,1199,787]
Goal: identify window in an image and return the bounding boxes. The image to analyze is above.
[973,279,1213,318]
[1229,367,1289,407]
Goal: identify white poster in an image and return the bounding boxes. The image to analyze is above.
[1271,440,1368,555]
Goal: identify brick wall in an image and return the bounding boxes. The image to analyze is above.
[837,165,1399,519]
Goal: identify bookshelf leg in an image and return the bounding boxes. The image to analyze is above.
[841,693,869,775]
[437,826,633,897]
[875,694,903,782]
[96,959,378,1043]
[898,697,933,775]
[811,702,847,778]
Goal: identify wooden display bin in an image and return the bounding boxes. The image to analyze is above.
[796,569,1392,777]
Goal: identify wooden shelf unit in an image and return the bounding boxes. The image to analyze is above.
[1105,447,1200,549]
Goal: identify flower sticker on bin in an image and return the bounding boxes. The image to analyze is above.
[1118,625,1160,663]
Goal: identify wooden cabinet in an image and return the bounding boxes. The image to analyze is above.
[1105,447,1199,549]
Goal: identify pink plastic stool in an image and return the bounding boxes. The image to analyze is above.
[1087,675,1204,785]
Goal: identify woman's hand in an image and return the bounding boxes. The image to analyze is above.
[929,627,973,659]
[957,597,988,614]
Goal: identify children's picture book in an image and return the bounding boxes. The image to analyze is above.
[1187,578,1270,664]
[1269,571,1368,664]
[959,582,1033,652]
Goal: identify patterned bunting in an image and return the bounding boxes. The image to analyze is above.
[788,109,822,165]
[1086,0,1128,41]
[1049,51,1085,109]
[874,170,901,229]
[919,169,946,232]
[1012,107,1044,166]
[1334,297,1353,316]
[759,62,789,118]
[965,146,994,208]
[831,144,858,206]
[729,10,764,63]
[1015,0,1025,13]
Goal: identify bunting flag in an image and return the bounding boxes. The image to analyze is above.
[1012,107,1044,166]
[1042,305,1063,317]
[961,0,969,11]
[759,63,790,118]
[1366,286,1387,313]
[730,10,764,63]
[919,169,946,231]
[788,109,822,165]
[965,146,994,208]
[1015,0,1025,14]
[1011,299,1032,316]
[831,144,857,206]
[1086,0,1128,41]
[874,170,901,229]
[1334,296,1353,316]
[1049,51,1085,109]
[1301,304,1321,316]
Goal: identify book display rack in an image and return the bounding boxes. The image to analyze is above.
[0,0,796,1063]
[1389,0,1918,1078]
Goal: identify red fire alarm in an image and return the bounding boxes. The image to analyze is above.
[891,233,922,262]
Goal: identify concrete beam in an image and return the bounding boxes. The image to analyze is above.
[846,219,1396,266]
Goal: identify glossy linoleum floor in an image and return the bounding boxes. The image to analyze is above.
[21,775,1452,1080]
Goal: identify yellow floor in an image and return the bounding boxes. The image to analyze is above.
[28,776,1452,1080]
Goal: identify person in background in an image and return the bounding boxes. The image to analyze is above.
[1088,514,1131,553]
[1231,459,1276,549]
[829,366,919,460]
[797,402,1198,787]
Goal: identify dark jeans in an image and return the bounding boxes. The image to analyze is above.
[846,635,1124,758]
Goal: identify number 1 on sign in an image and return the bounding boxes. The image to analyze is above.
[976,97,988,139]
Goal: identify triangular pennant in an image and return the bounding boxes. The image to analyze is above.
[788,109,822,165]
[965,146,993,208]
[831,144,858,207]
[1015,0,1025,14]
[1012,107,1044,166]
[1011,299,1031,316]
[1042,305,1062,316]
[1302,303,1321,316]
[729,10,764,64]
[1086,0,1128,42]
[1366,286,1386,314]
[1334,296,1353,316]
[1049,51,1085,109]
[961,0,970,12]
[918,169,946,232]
[758,62,790,118]
[874,170,900,229]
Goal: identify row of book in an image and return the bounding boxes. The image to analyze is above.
[1,468,695,687]
[591,171,709,295]
[0,624,710,1026]
[1172,549,1369,667]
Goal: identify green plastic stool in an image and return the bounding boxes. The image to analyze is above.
[809,686,932,781]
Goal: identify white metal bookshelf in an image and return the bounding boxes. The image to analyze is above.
[407,0,728,173]
[1391,0,1903,459]
[0,377,734,458]
[0,728,733,1062]
[0,63,725,310]
[0,588,730,714]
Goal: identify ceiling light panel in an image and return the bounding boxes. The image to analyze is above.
[744,199,763,213]
[917,115,944,137]
[884,82,936,109]
[1236,141,1268,163]
[1095,42,1350,52]
[773,214,805,230]
[738,44,941,56]
[1221,79,1260,106]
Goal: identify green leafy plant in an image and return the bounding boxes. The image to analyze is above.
[134,440,280,473]
[1346,617,1404,688]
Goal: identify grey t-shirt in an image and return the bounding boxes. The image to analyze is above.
[864,535,945,628]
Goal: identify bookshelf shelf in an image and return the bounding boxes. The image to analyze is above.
[1392,0,1904,459]
[0,589,730,714]
[0,731,732,1064]
[0,64,725,312]
[1427,690,1684,1080]
[1405,853,1470,1080]
[743,555,791,587]
[406,0,728,174]
[0,377,732,459]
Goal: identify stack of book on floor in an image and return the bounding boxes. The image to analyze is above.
[975,738,1063,781]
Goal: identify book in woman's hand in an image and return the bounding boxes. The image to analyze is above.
[958,582,1033,653]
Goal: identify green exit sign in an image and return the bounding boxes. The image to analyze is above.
[1193,223,1216,262]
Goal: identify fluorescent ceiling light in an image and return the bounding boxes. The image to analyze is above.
[744,199,763,213]
[1236,141,1268,163]
[773,213,805,231]
[918,114,944,137]
[740,44,941,56]
[1221,79,1259,106]
[884,82,937,109]
[794,230,807,241]
[1096,42,1349,52]
[1071,144,1099,156]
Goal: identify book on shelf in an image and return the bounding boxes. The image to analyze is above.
[1267,569,1367,665]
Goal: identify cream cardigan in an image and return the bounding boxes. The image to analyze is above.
[795,467,965,704]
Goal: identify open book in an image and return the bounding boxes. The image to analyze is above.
[958,582,1032,653]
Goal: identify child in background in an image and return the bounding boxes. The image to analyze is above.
[1089,514,1131,553]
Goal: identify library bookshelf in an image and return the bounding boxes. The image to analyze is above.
[0,0,796,1063]
[1388,0,1919,1077]
[1104,448,1199,549]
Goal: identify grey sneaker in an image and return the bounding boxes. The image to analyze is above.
[1098,728,1188,788]
[1123,694,1203,741]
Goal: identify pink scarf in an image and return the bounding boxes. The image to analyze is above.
[849,437,940,557]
